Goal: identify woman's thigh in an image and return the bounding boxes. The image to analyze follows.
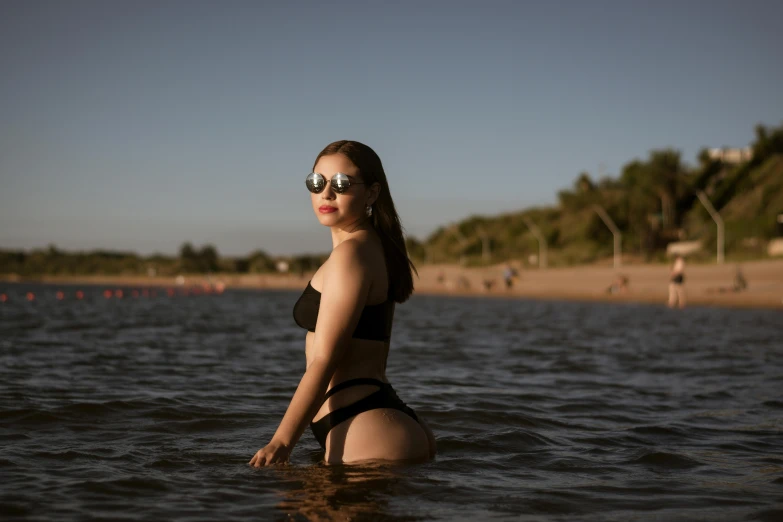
[325,408,430,463]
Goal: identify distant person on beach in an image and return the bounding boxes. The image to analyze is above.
[733,264,747,292]
[249,140,435,467]
[606,274,629,295]
[707,264,748,294]
[503,264,518,290]
[668,255,686,308]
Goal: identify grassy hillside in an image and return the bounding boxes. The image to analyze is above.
[411,124,783,267]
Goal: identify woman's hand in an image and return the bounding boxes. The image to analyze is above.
[248,440,292,468]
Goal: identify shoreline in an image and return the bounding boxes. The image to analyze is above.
[2,259,782,310]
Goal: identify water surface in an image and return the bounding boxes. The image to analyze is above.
[1,283,782,521]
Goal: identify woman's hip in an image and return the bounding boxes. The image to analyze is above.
[324,408,431,463]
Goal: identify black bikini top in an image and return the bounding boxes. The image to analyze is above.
[292,281,395,342]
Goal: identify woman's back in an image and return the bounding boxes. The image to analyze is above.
[303,232,391,379]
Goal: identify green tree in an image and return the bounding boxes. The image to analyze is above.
[199,244,219,272]
[179,242,198,272]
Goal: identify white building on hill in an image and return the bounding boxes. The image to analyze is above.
[707,147,753,164]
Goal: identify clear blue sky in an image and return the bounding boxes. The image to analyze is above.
[1,0,781,256]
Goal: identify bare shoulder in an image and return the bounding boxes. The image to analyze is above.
[312,235,383,290]
[317,239,376,303]
[328,236,377,271]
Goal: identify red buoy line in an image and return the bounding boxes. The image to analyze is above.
[0,283,225,303]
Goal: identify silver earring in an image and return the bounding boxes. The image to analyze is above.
[366,204,373,217]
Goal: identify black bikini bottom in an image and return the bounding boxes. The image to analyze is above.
[310,377,419,449]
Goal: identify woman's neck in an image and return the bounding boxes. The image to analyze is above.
[330,220,372,248]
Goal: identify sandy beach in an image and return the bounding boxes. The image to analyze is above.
[4,259,782,309]
[413,259,783,309]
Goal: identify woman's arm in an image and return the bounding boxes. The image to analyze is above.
[249,240,372,467]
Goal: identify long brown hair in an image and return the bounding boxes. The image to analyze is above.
[313,140,417,303]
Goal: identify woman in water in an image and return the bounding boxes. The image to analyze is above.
[249,141,436,466]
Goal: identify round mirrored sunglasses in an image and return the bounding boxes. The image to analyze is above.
[305,172,365,194]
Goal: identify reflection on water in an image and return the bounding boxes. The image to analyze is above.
[273,462,409,521]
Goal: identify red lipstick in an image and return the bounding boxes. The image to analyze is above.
[319,206,337,214]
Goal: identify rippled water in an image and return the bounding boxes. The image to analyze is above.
[1,283,782,521]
